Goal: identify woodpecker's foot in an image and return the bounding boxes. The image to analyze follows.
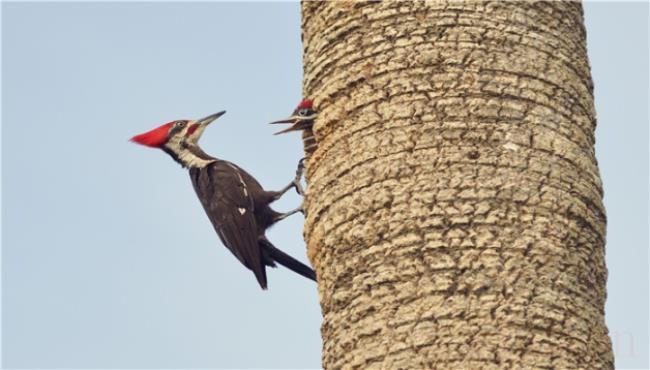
[292,178,305,196]
[274,204,304,222]
[293,158,306,196]
[270,158,306,201]
[297,157,306,175]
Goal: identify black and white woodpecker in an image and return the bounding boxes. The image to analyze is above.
[269,99,319,159]
[130,111,316,289]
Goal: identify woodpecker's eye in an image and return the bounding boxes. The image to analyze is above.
[299,108,311,116]
[176,121,186,127]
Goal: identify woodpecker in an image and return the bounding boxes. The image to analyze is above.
[270,99,318,158]
[130,111,315,289]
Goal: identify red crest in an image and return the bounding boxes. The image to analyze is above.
[296,99,313,110]
[130,122,175,148]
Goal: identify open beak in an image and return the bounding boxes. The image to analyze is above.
[272,124,304,135]
[269,115,301,135]
[269,115,300,125]
[269,112,318,135]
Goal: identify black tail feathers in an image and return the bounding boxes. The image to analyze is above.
[253,265,269,290]
[261,239,316,282]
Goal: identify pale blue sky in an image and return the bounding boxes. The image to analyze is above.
[1,2,648,369]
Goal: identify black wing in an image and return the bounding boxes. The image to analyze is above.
[190,162,268,289]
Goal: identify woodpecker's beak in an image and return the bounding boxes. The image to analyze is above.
[272,123,303,135]
[185,111,226,143]
[197,110,226,127]
[269,115,301,125]
[269,112,318,135]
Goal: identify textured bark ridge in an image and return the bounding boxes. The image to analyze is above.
[301,1,613,369]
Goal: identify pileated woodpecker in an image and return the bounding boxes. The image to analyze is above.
[130,111,315,289]
[270,99,318,158]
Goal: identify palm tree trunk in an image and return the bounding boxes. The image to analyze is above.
[300,1,613,369]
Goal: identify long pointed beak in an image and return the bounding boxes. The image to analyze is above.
[197,110,226,127]
[269,112,318,135]
[273,124,303,135]
[269,115,301,125]
[185,111,226,142]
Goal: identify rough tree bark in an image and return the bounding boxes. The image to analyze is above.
[300,1,613,369]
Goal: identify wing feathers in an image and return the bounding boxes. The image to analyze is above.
[189,161,315,289]
[190,163,267,288]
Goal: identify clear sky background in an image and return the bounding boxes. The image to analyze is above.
[1,2,648,369]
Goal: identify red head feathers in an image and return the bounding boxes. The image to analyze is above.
[130,122,175,148]
[185,123,201,137]
[296,99,313,110]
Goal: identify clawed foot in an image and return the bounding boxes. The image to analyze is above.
[272,158,307,201]
[293,158,306,196]
[275,204,304,222]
